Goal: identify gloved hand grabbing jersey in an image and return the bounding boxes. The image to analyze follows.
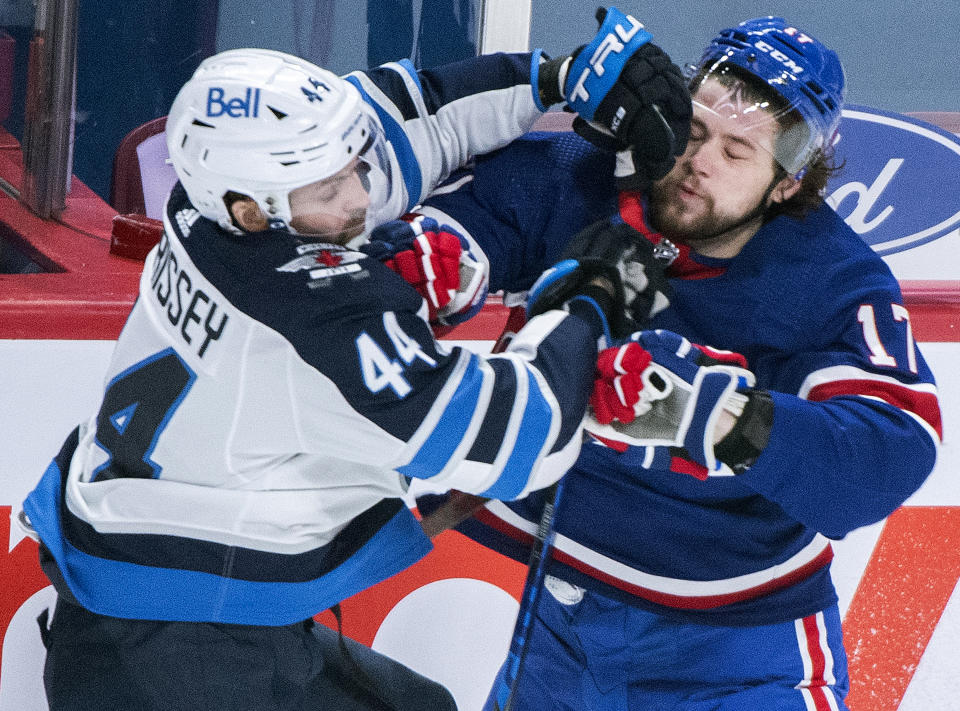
[538,6,691,192]
[364,216,487,326]
[525,218,673,341]
[585,330,774,476]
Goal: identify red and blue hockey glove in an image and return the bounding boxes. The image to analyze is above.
[365,216,487,325]
[585,330,772,476]
[589,341,655,425]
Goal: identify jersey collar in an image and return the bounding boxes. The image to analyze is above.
[618,191,728,280]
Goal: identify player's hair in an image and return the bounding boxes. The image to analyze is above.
[767,149,842,221]
[222,190,251,229]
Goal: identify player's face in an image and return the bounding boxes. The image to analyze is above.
[288,158,370,243]
[648,79,788,256]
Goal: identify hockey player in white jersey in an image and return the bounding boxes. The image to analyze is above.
[20,19,691,711]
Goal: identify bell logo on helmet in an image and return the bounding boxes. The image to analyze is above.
[168,49,396,232]
[206,87,261,118]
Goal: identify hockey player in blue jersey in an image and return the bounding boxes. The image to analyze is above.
[415,16,943,711]
[18,23,692,711]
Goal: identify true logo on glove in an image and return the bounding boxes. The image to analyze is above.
[567,12,647,106]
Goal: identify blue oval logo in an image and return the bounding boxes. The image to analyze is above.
[826,106,960,256]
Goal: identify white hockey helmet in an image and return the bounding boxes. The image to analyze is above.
[166,48,395,237]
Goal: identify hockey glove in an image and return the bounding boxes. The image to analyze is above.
[589,341,661,425]
[364,216,487,325]
[560,7,691,192]
[526,218,672,339]
[585,330,772,475]
[535,6,650,108]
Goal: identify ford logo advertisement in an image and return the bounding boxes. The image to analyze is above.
[827,106,960,256]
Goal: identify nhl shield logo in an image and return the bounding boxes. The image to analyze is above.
[827,106,960,256]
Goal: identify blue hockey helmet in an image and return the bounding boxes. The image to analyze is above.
[689,17,845,177]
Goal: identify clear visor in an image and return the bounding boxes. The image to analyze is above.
[285,115,394,243]
[688,63,817,176]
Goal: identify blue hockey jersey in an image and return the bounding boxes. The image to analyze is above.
[421,131,943,626]
[21,59,607,627]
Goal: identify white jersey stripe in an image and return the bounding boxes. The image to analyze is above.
[798,364,937,400]
[482,501,833,603]
[794,612,840,711]
[798,364,942,445]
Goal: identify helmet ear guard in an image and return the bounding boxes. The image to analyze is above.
[691,17,845,177]
[166,48,394,236]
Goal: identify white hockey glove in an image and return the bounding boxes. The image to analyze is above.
[526,218,672,340]
[364,216,487,326]
[585,331,774,476]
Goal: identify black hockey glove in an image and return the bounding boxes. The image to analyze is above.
[526,218,672,340]
[562,7,692,192]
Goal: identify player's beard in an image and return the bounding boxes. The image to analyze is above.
[335,210,368,243]
[647,169,763,250]
[308,209,367,245]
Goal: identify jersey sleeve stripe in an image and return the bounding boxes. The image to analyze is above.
[801,369,942,441]
[520,314,600,453]
[480,365,557,499]
[464,358,518,464]
[397,353,487,480]
[391,59,424,98]
[354,64,419,121]
[414,52,534,114]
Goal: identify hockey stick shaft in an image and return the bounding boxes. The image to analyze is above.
[494,477,564,711]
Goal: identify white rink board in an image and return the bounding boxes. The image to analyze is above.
[0,336,957,711]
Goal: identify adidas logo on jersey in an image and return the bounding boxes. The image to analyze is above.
[175,208,201,238]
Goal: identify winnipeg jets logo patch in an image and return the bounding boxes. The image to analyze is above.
[276,246,366,281]
[315,251,342,267]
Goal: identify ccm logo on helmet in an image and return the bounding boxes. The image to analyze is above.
[753,41,805,75]
[206,87,261,118]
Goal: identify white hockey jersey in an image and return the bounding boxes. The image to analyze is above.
[22,53,604,626]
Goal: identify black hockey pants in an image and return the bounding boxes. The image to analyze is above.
[39,596,457,711]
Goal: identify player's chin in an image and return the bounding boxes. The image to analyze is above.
[652,201,698,240]
[338,220,367,243]
[304,220,366,244]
